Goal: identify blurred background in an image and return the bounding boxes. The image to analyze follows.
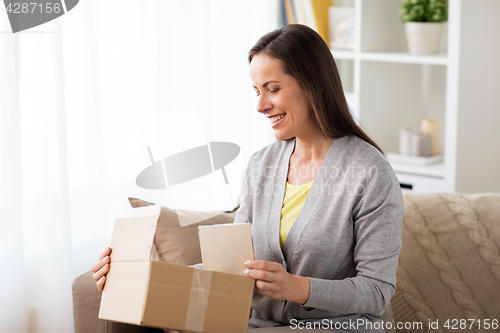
[1,1,279,331]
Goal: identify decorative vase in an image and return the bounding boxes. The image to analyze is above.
[404,22,444,55]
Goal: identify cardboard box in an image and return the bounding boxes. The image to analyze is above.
[198,223,254,276]
[98,205,255,333]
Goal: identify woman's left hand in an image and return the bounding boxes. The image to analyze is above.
[243,260,310,304]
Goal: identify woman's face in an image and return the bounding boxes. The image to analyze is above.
[249,54,314,141]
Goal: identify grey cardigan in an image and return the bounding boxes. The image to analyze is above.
[233,135,404,332]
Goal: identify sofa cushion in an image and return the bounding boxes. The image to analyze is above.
[392,193,500,332]
[128,197,237,265]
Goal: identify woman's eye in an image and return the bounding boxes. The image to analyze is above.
[254,88,278,97]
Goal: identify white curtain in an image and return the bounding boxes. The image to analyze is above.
[0,1,278,332]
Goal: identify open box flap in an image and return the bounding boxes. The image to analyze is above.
[110,205,161,262]
[198,223,254,275]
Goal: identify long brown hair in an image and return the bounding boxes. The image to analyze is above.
[248,24,383,154]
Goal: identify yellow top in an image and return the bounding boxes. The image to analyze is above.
[280,180,314,250]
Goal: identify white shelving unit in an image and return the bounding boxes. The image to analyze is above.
[333,0,500,193]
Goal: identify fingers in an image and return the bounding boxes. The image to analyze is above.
[244,260,310,304]
[244,260,285,285]
[255,279,275,291]
[93,262,110,284]
[244,267,275,282]
[244,260,282,272]
[99,247,112,260]
[91,254,110,274]
[91,247,112,291]
[92,247,112,273]
[251,273,285,300]
[96,275,106,292]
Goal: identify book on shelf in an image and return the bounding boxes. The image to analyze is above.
[281,0,334,46]
[311,0,334,45]
[281,0,288,26]
[284,0,296,24]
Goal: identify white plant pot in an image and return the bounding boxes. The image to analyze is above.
[405,22,444,55]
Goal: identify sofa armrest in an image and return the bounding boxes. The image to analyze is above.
[72,271,106,333]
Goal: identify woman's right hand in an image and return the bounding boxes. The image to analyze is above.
[91,247,112,291]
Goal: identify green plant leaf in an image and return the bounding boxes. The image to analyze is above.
[400,0,448,22]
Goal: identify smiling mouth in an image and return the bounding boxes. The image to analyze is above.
[269,113,286,124]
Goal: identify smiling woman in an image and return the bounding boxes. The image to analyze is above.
[250,55,314,141]
[249,24,382,153]
[236,24,405,332]
[90,23,403,333]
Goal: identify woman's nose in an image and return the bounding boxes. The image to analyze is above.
[256,95,271,114]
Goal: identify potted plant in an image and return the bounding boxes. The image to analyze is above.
[401,0,448,55]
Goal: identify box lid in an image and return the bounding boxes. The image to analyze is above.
[198,223,254,275]
[109,204,161,262]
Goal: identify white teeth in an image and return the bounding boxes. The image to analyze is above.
[270,114,285,123]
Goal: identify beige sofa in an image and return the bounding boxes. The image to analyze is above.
[72,193,500,332]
